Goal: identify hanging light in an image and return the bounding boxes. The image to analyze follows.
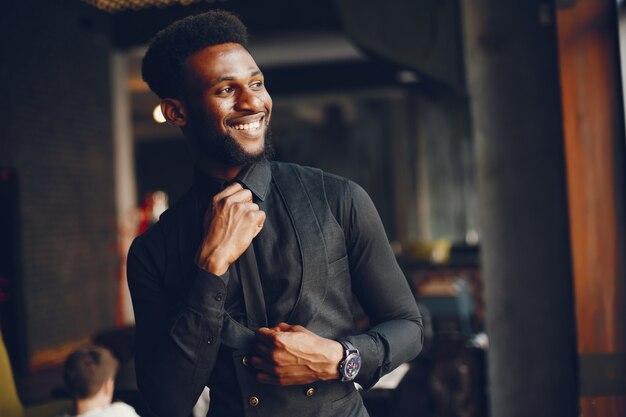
[81,0,225,13]
[152,104,166,124]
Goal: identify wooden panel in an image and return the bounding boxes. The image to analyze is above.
[581,397,626,416]
[29,337,90,372]
[557,0,626,411]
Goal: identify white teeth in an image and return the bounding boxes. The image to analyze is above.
[233,120,261,130]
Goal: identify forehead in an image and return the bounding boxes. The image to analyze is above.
[183,43,260,88]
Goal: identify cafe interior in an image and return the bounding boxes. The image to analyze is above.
[1,0,625,416]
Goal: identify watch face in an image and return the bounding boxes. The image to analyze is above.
[343,353,361,380]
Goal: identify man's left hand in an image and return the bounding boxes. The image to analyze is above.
[250,323,343,385]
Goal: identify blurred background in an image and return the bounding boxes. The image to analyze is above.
[1,0,626,416]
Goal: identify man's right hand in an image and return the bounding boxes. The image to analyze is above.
[196,182,265,276]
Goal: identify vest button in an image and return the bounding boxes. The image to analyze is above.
[306,387,315,397]
[248,396,260,407]
[215,292,223,302]
[242,356,249,366]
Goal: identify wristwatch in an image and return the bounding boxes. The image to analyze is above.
[337,339,361,382]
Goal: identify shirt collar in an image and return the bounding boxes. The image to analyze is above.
[194,160,272,205]
[236,160,271,202]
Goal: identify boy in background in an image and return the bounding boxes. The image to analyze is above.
[61,345,140,417]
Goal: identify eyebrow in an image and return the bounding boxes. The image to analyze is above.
[208,70,263,88]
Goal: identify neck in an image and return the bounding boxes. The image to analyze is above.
[204,164,245,181]
[194,155,247,181]
[75,395,110,415]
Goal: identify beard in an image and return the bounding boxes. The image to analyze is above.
[191,120,275,167]
[212,129,275,166]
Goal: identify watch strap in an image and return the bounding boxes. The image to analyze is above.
[338,339,360,382]
[339,339,357,354]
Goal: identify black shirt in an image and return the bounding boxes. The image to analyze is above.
[127,160,423,417]
[194,162,304,327]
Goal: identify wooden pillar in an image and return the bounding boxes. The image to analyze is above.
[556,1,626,415]
[111,51,137,326]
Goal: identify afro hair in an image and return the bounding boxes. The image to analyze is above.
[142,10,249,99]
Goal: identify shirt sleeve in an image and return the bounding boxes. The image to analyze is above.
[325,175,424,389]
[127,224,228,417]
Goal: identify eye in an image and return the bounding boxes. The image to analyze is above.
[216,86,234,95]
[250,80,264,89]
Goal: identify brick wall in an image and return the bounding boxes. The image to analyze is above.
[0,0,118,365]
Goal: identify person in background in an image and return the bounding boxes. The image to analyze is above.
[60,345,140,417]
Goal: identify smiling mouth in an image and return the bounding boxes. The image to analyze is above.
[232,119,261,131]
[228,114,265,133]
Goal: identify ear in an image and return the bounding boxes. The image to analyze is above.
[160,98,187,127]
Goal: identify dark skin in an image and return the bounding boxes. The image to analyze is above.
[160,43,343,385]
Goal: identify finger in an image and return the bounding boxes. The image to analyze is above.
[256,328,287,351]
[255,327,278,345]
[290,324,309,333]
[250,357,292,378]
[256,372,279,385]
[257,371,296,385]
[255,369,309,386]
[240,202,260,213]
[274,323,308,334]
[250,354,278,373]
[212,193,255,219]
[221,188,254,206]
[213,182,243,201]
[253,342,273,359]
[252,211,266,236]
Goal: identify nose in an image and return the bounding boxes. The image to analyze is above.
[235,88,263,112]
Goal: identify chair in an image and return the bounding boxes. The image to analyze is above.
[417,277,474,338]
[0,331,72,417]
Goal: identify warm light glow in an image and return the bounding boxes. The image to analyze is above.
[80,0,213,13]
[152,104,166,124]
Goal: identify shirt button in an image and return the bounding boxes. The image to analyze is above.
[242,356,249,366]
[305,387,315,397]
[207,337,215,344]
[248,396,260,407]
[215,293,223,302]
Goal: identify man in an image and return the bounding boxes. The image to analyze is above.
[128,10,423,417]
[61,345,140,417]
